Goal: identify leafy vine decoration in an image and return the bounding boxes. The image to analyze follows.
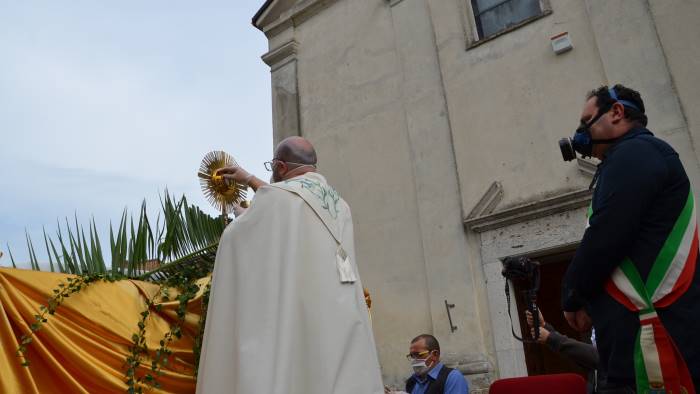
[16,268,211,393]
[125,288,162,393]
[193,281,211,376]
[10,192,221,392]
[16,273,121,367]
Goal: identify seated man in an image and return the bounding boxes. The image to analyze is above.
[402,334,468,394]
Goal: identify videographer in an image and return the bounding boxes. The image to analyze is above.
[560,85,700,393]
[525,309,599,393]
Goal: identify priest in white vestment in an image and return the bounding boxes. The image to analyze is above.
[196,137,384,394]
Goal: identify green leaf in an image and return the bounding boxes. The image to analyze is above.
[25,230,40,271]
[43,227,55,273]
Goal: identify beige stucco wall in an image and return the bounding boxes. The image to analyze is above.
[254,0,700,389]
[293,1,442,384]
[429,0,601,213]
[649,0,700,167]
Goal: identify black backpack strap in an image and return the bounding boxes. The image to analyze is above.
[426,366,454,394]
[405,376,417,393]
[406,366,457,394]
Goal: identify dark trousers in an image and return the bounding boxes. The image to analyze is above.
[596,383,634,394]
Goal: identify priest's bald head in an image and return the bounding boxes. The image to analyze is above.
[270,136,318,183]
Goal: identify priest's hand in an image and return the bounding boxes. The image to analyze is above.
[564,309,592,332]
[232,202,248,218]
[218,165,253,184]
[218,165,267,191]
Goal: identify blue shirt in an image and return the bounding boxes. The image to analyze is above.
[409,363,469,394]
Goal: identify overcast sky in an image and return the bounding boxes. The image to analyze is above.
[0,1,272,266]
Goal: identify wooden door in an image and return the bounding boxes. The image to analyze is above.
[510,250,592,379]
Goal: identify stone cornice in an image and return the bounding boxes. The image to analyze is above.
[262,15,294,38]
[464,189,592,233]
[261,40,299,70]
[258,0,341,38]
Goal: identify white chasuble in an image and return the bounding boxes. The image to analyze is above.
[196,172,384,394]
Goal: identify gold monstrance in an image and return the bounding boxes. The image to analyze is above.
[197,151,247,222]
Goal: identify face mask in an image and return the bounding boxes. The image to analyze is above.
[410,358,431,375]
[559,109,615,161]
[559,87,641,161]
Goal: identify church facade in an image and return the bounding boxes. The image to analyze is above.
[253,0,700,390]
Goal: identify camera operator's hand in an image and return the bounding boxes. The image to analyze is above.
[564,309,592,332]
[530,325,550,344]
[525,310,545,328]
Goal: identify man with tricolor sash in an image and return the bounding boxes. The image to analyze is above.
[561,85,700,393]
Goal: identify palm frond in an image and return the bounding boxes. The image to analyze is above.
[138,243,218,282]
[25,230,40,271]
[42,227,55,273]
[7,192,226,280]
[7,244,17,268]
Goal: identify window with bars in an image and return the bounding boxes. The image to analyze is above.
[471,0,544,39]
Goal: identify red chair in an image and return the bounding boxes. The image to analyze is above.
[489,373,587,394]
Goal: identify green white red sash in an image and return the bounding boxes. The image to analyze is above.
[591,192,697,393]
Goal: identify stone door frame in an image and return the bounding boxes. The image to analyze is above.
[464,189,591,378]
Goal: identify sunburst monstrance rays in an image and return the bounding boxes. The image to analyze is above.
[197,151,247,214]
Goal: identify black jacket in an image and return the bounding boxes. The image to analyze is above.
[545,323,600,393]
[545,323,598,371]
[562,128,700,385]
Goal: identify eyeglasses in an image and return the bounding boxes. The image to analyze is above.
[264,158,317,171]
[405,350,431,360]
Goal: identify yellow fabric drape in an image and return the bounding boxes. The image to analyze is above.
[0,267,208,394]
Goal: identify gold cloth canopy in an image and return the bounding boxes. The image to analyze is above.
[0,267,206,393]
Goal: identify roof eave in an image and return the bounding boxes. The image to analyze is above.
[252,0,276,30]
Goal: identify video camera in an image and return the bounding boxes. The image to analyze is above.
[502,256,541,342]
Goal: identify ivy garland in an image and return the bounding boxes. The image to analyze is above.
[16,267,211,393]
[125,288,161,393]
[16,273,123,366]
[193,282,211,376]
